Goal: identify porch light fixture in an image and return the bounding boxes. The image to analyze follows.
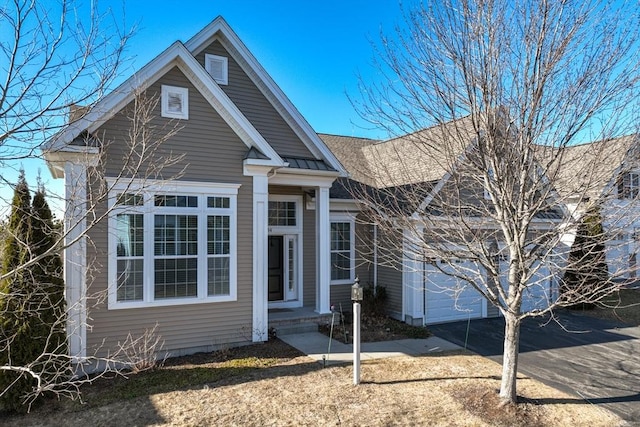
[352,276,362,385]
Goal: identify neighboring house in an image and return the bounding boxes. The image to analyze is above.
[44,17,566,363]
[549,135,640,279]
[322,117,565,325]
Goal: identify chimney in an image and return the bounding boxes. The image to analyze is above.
[68,104,89,123]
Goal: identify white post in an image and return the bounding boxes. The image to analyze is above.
[251,172,269,342]
[316,185,331,313]
[65,161,88,361]
[353,300,361,385]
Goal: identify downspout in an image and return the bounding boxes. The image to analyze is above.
[373,223,378,294]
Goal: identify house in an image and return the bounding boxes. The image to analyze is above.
[322,117,565,325]
[44,17,563,363]
[547,135,640,280]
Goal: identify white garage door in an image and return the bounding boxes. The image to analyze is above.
[606,239,629,279]
[425,259,484,324]
[521,261,552,314]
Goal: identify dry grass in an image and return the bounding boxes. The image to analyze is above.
[575,288,640,325]
[3,340,622,427]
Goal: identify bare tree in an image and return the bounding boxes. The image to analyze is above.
[351,0,640,404]
[0,88,185,411]
[0,1,187,410]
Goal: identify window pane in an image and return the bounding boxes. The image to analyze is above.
[207,196,230,209]
[154,258,198,299]
[331,252,351,281]
[116,193,143,206]
[208,257,230,296]
[116,214,144,257]
[155,215,198,256]
[331,222,351,251]
[155,195,198,208]
[330,221,352,281]
[117,259,144,301]
[207,215,230,255]
[268,201,296,226]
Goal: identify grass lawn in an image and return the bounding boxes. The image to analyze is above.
[3,339,622,427]
[573,288,640,325]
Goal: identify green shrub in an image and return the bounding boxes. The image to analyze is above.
[363,284,387,319]
[562,206,609,310]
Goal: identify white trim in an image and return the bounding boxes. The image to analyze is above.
[161,85,189,119]
[316,186,331,313]
[44,148,99,179]
[107,177,241,194]
[65,162,88,360]
[252,173,269,341]
[402,226,425,323]
[268,194,303,234]
[107,180,240,310]
[269,171,337,187]
[205,53,228,85]
[267,195,304,309]
[373,224,378,290]
[184,17,347,177]
[330,213,356,285]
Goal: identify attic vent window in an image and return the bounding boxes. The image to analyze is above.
[161,85,189,119]
[205,54,228,85]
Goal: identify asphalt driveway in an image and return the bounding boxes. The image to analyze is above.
[429,312,640,423]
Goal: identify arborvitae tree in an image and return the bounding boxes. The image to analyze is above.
[0,176,67,412]
[563,207,610,309]
[31,188,67,383]
[0,171,35,411]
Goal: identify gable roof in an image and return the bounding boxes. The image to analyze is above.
[45,17,347,178]
[185,17,346,176]
[322,116,569,221]
[321,115,477,189]
[535,134,639,201]
[44,41,285,178]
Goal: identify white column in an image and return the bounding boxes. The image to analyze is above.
[252,173,269,341]
[65,162,88,360]
[402,225,425,324]
[316,186,331,314]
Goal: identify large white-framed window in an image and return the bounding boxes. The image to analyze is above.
[161,85,189,119]
[108,180,240,309]
[205,54,229,85]
[330,213,356,285]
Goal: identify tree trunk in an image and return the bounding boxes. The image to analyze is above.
[499,313,521,404]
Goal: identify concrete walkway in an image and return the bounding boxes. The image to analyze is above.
[279,331,461,365]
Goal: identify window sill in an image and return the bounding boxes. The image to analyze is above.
[108,294,236,310]
[330,279,355,286]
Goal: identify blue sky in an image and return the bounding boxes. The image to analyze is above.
[119,0,401,138]
[9,0,405,216]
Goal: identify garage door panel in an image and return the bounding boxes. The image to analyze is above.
[425,260,483,324]
[521,262,552,314]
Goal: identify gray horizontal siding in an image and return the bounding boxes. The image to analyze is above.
[196,40,315,159]
[303,201,317,308]
[376,229,403,316]
[330,284,353,312]
[86,66,255,357]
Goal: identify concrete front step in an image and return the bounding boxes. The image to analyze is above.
[271,321,319,336]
